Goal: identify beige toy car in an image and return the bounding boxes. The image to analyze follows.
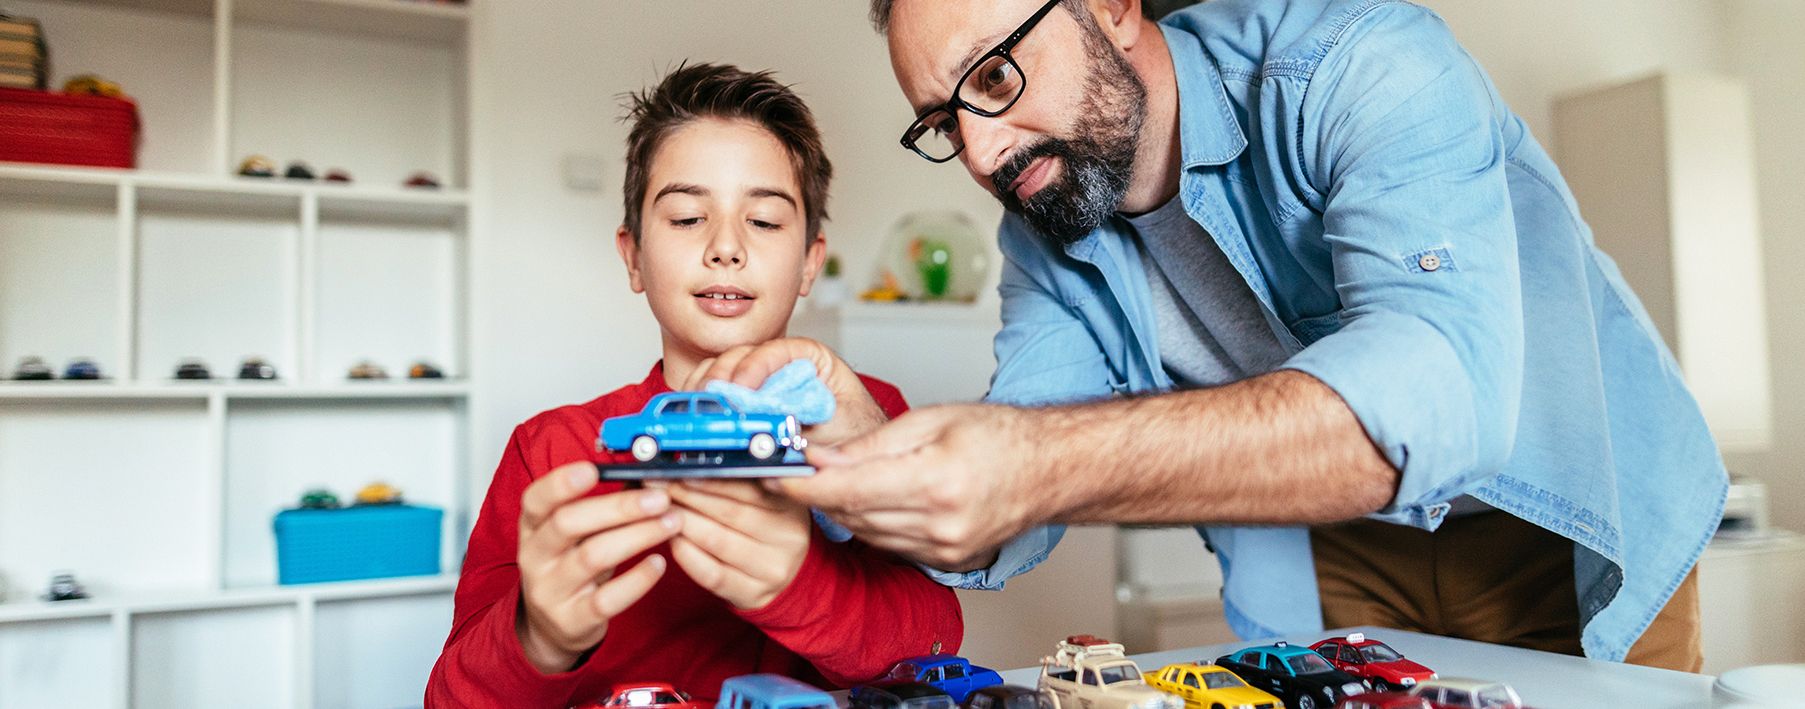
[1038,636,1183,709]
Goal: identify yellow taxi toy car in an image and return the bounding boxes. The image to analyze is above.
[1147,663,1282,709]
[353,481,402,506]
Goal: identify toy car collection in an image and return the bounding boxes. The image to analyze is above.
[42,572,89,601]
[582,682,708,709]
[174,358,212,380]
[347,360,389,379]
[1311,634,1435,691]
[408,361,445,379]
[238,356,278,380]
[850,681,957,709]
[1401,679,1532,709]
[353,481,402,506]
[599,391,804,464]
[885,654,1005,703]
[1215,642,1369,709]
[1335,695,1432,709]
[298,488,342,510]
[1038,635,1183,709]
[961,685,1055,709]
[1147,662,1282,709]
[715,674,836,709]
[324,168,353,183]
[403,171,442,189]
[10,356,52,380]
[61,357,102,380]
[238,155,276,178]
[284,161,316,180]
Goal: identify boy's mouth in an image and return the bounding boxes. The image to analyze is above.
[694,285,755,317]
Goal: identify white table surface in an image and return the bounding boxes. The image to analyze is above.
[990,627,1715,709]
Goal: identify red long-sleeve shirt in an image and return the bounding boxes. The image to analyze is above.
[427,364,962,708]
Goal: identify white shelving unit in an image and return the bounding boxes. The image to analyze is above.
[0,1,473,707]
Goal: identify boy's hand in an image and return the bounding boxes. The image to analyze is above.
[686,337,887,447]
[664,479,811,610]
[515,462,681,674]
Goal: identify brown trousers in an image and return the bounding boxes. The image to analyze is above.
[1311,510,1702,672]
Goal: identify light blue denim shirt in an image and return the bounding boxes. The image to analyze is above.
[926,0,1728,662]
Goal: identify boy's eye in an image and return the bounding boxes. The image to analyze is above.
[749,219,782,231]
[670,217,704,228]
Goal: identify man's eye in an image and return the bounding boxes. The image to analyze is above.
[933,116,958,137]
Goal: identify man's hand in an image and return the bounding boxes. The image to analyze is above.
[664,479,812,610]
[772,403,1044,572]
[515,463,681,674]
[682,337,888,447]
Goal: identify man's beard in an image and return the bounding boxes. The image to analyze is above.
[989,17,1147,247]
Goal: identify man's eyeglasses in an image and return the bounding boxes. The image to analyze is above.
[900,0,1062,163]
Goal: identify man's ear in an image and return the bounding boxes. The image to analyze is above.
[616,225,647,294]
[797,234,829,297]
[1089,0,1146,50]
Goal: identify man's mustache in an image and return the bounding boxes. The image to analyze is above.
[990,139,1066,204]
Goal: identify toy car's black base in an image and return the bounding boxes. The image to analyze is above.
[596,462,816,481]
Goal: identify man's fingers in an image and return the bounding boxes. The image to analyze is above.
[809,407,945,466]
[774,451,934,515]
[590,554,667,618]
[680,356,720,392]
[519,462,599,530]
[525,487,671,558]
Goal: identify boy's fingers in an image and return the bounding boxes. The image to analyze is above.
[672,478,782,511]
[668,536,761,603]
[694,346,756,389]
[519,462,599,530]
[591,554,667,619]
[673,507,767,575]
[718,338,830,390]
[525,488,671,557]
[680,355,723,391]
[557,513,682,583]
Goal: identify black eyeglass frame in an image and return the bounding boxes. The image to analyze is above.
[899,0,1064,163]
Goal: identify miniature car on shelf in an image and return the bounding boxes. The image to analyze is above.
[1403,679,1533,709]
[1311,634,1435,691]
[408,361,444,379]
[962,685,1056,709]
[62,358,102,380]
[238,357,278,380]
[284,161,316,180]
[1215,642,1369,709]
[63,74,125,98]
[599,391,804,463]
[347,361,388,379]
[324,168,353,183]
[886,654,1005,702]
[42,572,89,601]
[353,481,402,506]
[174,359,212,380]
[11,356,52,381]
[715,674,837,709]
[403,171,442,189]
[851,681,957,709]
[238,155,276,178]
[1335,695,1432,709]
[582,682,708,709]
[1039,635,1183,709]
[298,488,341,509]
[1147,662,1282,709]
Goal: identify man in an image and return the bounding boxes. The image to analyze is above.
[702,0,1722,670]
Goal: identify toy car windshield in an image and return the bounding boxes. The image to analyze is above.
[1358,643,1404,663]
[1202,672,1246,690]
[1286,653,1335,675]
[1095,663,1141,685]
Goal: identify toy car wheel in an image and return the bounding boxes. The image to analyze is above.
[748,432,778,461]
[1296,696,1315,709]
[630,435,660,462]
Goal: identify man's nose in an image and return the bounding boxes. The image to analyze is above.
[958,115,1016,182]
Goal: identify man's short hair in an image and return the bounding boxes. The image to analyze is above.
[620,62,832,242]
[867,0,1173,34]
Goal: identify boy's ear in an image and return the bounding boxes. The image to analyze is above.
[615,225,647,294]
[797,233,829,297]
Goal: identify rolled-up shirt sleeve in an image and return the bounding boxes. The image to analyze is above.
[1279,4,1525,530]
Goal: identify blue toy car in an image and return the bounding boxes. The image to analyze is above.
[716,674,835,709]
[62,358,102,380]
[599,391,804,463]
[885,655,1005,703]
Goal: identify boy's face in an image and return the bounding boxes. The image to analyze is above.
[617,118,827,372]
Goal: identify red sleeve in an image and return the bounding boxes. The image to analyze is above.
[731,374,962,687]
[426,428,592,707]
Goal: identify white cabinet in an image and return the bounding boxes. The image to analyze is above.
[0,1,474,706]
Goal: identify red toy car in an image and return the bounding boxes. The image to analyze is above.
[1311,634,1435,691]
[582,683,708,709]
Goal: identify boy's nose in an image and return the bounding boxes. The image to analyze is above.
[705,227,746,267]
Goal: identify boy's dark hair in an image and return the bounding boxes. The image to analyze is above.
[620,63,832,242]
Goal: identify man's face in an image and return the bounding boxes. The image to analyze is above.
[888,0,1147,246]
[617,118,826,365]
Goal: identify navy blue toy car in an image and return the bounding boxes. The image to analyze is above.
[62,358,102,380]
[886,655,1005,703]
[851,681,956,709]
[715,674,836,709]
[1215,642,1369,709]
[599,391,804,463]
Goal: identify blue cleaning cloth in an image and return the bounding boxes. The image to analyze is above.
[705,359,836,425]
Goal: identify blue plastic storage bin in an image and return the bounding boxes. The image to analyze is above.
[273,504,442,585]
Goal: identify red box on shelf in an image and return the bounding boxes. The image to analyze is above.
[0,87,140,168]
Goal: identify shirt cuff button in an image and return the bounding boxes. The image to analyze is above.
[1418,253,1443,271]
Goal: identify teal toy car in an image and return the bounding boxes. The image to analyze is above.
[599,392,803,464]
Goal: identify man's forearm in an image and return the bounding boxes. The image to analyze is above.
[1033,370,1399,525]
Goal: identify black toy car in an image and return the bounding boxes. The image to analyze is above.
[11,356,53,380]
[284,161,316,180]
[62,358,103,380]
[962,685,1055,709]
[238,357,278,380]
[174,359,212,380]
[408,361,445,379]
[43,572,89,602]
[1216,642,1369,709]
[851,681,957,709]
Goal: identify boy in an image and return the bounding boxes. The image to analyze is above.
[426,63,963,707]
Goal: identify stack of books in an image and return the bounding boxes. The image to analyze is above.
[0,12,47,90]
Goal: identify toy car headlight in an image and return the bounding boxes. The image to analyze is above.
[1399,677,1416,686]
